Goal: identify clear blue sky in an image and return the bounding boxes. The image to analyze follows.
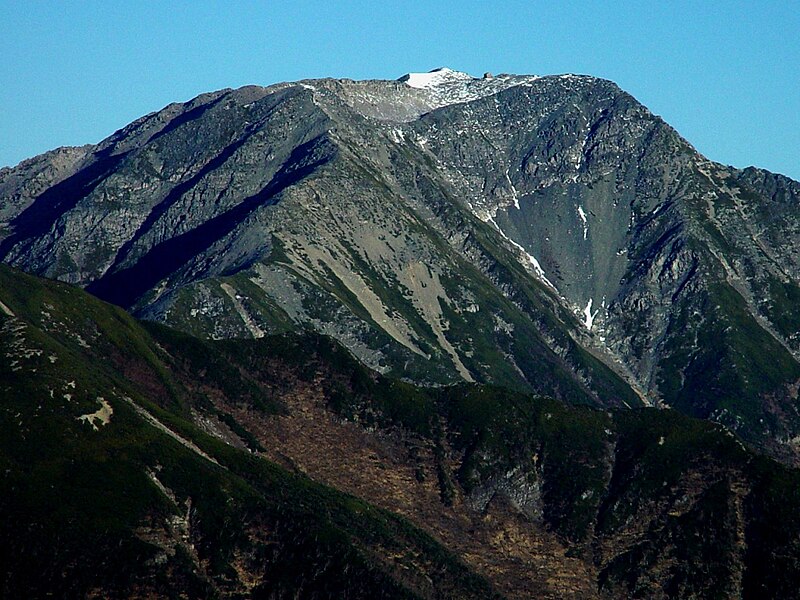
[2,1,798,180]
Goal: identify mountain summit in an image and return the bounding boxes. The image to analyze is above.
[399,67,476,87]
[2,69,800,463]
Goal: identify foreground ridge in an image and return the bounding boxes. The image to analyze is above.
[2,264,800,598]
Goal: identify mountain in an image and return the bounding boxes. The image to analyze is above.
[2,67,800,467]
[0,264,497,599]
[3,263,800,598]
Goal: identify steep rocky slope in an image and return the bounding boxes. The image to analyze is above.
[2,265,800,598]
[1,68,799,463]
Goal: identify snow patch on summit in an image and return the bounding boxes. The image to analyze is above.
[402,68,474,89]
[398,68,542,111]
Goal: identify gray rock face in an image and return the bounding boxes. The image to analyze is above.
[2,67,800,462]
